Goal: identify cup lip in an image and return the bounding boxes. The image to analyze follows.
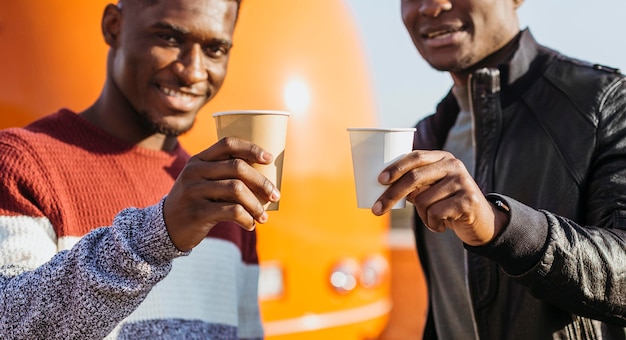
[347,127,416,132]
[213,110,291,117]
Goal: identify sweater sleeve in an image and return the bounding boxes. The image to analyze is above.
[0,199,189,339]
[0,136,189,339]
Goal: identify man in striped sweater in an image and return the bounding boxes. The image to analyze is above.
[0,0,278,338]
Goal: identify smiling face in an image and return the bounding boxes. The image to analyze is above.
[104,0,239,136]
[401,0,521,82]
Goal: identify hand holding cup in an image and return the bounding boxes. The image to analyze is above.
[163,137,280,251]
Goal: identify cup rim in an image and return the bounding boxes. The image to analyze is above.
[346,127,416,132]
[213,110,291,117]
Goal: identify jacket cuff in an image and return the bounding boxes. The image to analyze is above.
[465,194,549,276]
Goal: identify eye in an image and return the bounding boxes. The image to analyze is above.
[204,43,231,58]
[157,33,181,46]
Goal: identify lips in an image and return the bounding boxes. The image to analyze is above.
[158,84,202,101]
[421,25,465,40]
[156,84,206,112]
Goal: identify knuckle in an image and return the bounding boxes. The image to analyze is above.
[407,150,423,161]
[465,191,484,209]
[178,159,198,177]
[220,136,237,148]
[449,157,465,169]
[188,153,202,163]
[232,204,248,220]
[407,169,421,183]
[248,142,263,156]
[441,150,455,159]
[231,158,248,173]
[262,177,275,195]
[230,179,246,194]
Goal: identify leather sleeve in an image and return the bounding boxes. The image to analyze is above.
[469,76,626,326]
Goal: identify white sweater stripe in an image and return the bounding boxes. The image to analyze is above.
[0,215,57,269]
[2,215,263,339]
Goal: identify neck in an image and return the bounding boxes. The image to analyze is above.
[451,31,522,86]
[80,86,179,152]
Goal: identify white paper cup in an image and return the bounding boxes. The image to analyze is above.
[347,127,416,210]
[213,110,290,210]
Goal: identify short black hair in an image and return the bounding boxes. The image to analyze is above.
[118,0,241,10]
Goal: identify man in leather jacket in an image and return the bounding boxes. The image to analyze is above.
[372,0,626,338]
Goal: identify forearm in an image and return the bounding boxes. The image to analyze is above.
[522,210,626,325]
[0,199,187,339]
[468,195,626,325]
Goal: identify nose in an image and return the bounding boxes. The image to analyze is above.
[173,44,208,84]
[419,0,452,17]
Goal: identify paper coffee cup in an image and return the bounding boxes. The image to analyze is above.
[347,127,416,210]
[213,110,290,210]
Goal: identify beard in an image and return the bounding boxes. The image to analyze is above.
[427,53,477,74]
[134,110,194,137]
[152,122,193,137]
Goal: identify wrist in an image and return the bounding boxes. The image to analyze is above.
[487,196,510,241]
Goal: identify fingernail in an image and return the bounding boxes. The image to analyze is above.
[379,172,390,184]
[261,152,272,162]
[258,212,268,223]
[372,201,383,215]
[270,189,281,201]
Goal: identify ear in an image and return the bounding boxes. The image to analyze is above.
[101,4,122,48]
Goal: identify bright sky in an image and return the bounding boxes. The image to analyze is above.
[344,0,626,128]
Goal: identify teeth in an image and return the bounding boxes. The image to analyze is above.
[426,28,460,39]
[160,86,195,102]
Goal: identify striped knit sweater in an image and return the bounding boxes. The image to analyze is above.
[0,110,263,339]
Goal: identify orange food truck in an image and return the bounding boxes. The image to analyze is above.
[0,1,420,339]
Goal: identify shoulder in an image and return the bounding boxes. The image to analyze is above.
[0,111,78,176]
[534,52,626,123]
[0,128,40,162]
[1,110,75,146]
[544,53,624,96]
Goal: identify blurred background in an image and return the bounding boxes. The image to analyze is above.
[1,1,625,339]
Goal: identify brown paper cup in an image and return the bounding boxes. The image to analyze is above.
[347,127,416,210]
[213,110,290,210]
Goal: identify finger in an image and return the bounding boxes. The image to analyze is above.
[199,178,269,223]
[405,174,452,232]
[423,199,460,233]
[207,201,260,231]
[196,137,273,165]
[378,150,449,185]
[183,199,259,234]
[212,159,280,203]
[177,162,272,225]
[417,177,483,235]
[374,154,455,215]
[163,190,258,251]
[405,184,431,203]
[378,168,438,211]
[184,157,279,205]
[172,178,267,228]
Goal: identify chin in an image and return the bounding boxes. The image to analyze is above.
[152,113,198,136]
[428,61,460,73]
[427,55,476,74]
[155,122,194,137]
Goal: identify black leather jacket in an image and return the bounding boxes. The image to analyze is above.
[413,30,626,339]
